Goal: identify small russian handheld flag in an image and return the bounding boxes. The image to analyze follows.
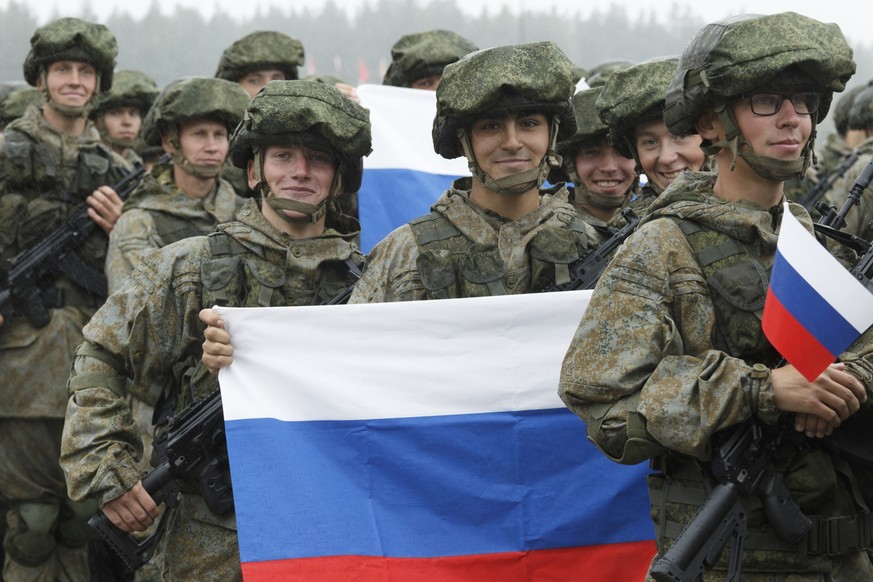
[762,202,873,381]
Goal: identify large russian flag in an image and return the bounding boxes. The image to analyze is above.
[762,202,873,381]
[357,84,468,253]
[216,291,656,581]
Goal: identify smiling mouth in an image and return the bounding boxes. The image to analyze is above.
[659,170,684,180]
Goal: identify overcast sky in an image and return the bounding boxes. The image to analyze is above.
[3,0,871,46]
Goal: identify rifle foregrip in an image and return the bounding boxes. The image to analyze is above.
[651,482,746,582]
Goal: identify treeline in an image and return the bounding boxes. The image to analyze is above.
[2,0,872,129]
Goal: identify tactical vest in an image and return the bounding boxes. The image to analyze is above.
[409,210,591,299]
[3,125,121,206]
[675,218,781,367]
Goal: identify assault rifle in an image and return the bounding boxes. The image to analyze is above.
[0,154,170,328]
[797,149,861,213]
[813,156,873,255]
[88,389,231,571]
[650,418,811,582]
[540,207,640,292]
[88,278,358,570]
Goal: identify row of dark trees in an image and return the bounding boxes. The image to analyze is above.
[1,0,871,133]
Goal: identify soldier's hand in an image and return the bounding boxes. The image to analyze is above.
[200,308,234,375]
[87,185,123,234]
[102,481,159,533]
[771,362,866,437]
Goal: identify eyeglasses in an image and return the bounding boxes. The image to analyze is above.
[741,92,821,116]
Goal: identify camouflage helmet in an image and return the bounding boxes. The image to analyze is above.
[0,86,43,127]
[832,84,867,136]
[552,86,610,183]
[597,56,678,159]
[664,12,855,137]
[584,59,635,88]
[433,41,577,159]
[215,31,305,82]
[23,17,117,92]
[91,70,159,118]
[141,77,249,146]
[382,30,478,88]
[229,80,372,194]
[848,85,873,132]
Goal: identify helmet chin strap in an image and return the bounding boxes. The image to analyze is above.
[252,148,341,226]
[457,116,563,196]
[707,101,811,182]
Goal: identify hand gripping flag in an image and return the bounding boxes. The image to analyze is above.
[762,202,873,381]
[356,84,468,253]
[216,292,655,581]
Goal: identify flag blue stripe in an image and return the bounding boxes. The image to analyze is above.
[358,169,461,252]
[769,248,859,356]
[226,408,652,564]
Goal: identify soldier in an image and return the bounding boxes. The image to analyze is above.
[106,76,249,295]
[597,56,707,217]
[552,86,638,227]
[560,12,873,580]
[60,80,369,581]
[350,41,602,303]
[0,84,42,130]
[583,59,634,88]
[215,30,306,98]
[382,29,478,91]
[821,85,873,242]
[0,17,127,580]
[91,69,159,166]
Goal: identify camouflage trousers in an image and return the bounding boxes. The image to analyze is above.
[0,418,90,582]
[158,494,240,581]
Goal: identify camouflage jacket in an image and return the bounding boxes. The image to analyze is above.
[821,135,873,242]
[0,104,129,418]
[559,171,873,572]
[61,198,362,505]
[349,178,602,303]
[106,161,242,294]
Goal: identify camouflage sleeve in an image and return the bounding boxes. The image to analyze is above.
[61,240,208,505]
[106,208,161,295]
[559,219,771,464]
[349,224,427,303]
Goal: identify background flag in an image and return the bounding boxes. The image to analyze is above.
[216,292,656,581]
[762,202,873,381]
[357,84,468,253]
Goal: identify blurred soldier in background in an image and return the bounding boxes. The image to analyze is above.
[382,29,478,91]
[91,70,159,166]
[0,17,126,581]
[0,85,42,131]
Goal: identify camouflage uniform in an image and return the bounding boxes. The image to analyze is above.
[382,29,478,88]
[91,70,159,166]
[353,42,602,303]
[0,86,43,130]
[61,80,369,582]
[822,86,873,242]
[0,17,127,581]
[561,14,873,580]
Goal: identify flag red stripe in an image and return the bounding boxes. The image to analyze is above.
[241,541,656,581]
[762,289,835,381]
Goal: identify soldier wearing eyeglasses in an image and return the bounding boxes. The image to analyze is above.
[560,12,873,580]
